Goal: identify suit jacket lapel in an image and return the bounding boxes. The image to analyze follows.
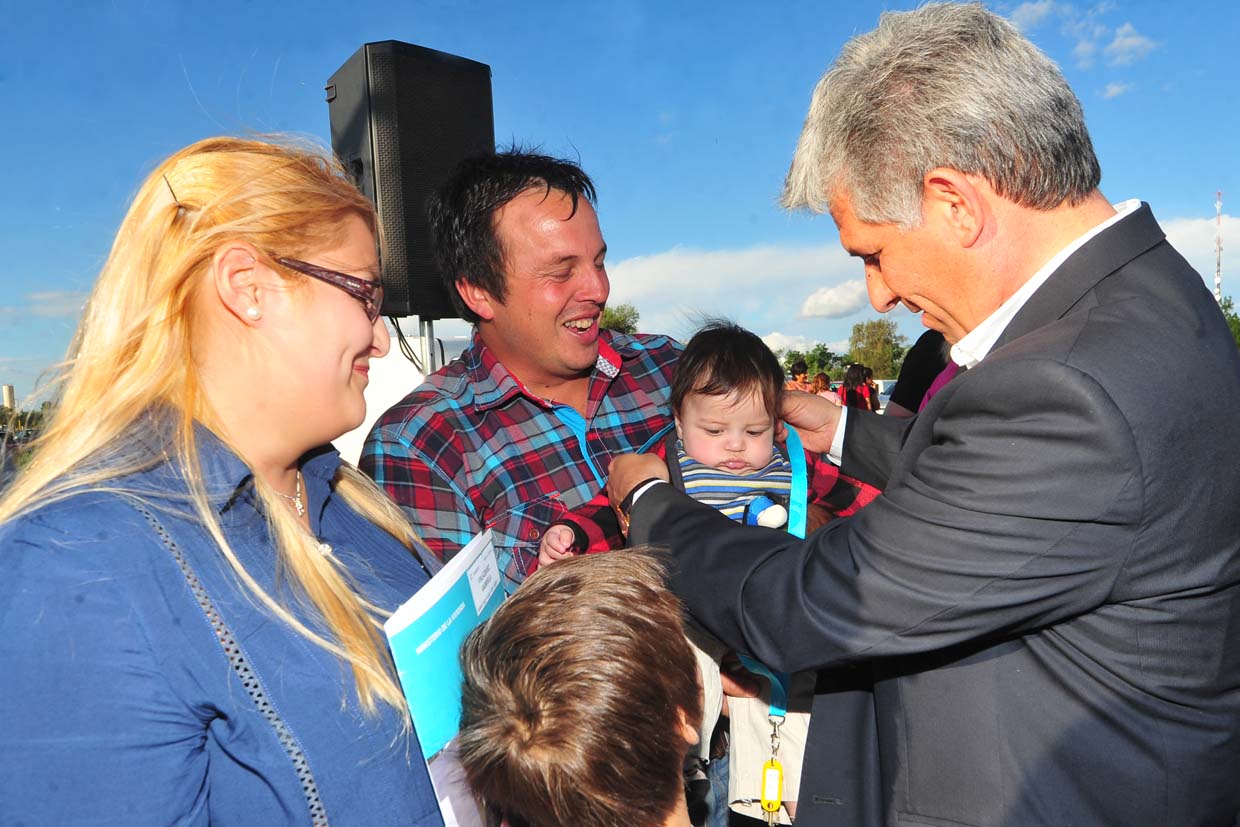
[992,202,1165,352]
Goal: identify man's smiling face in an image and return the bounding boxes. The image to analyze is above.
[471,187,610,390]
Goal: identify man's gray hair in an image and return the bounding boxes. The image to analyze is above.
[783,2,1101,228]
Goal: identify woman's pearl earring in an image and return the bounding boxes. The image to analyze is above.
[246,307,262,321]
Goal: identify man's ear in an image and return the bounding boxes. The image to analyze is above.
[456,279,498,322]
[673,414,684,440]
[677,706,700,747]
[922,168,987,249]
[211,242,267,324]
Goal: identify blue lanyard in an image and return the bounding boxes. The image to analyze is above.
[784,426,808,540]
[738,654,789,719]
[639,422,675,453]
[735,427,807,720]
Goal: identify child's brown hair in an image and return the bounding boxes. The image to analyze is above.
[457,550,703,827]
[670,320,785,421]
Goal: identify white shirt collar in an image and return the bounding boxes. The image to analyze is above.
[950,199,1141,369]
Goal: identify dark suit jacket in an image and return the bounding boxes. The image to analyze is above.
[630,205,1240,826]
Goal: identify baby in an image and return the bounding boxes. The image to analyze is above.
[539,320,879,824]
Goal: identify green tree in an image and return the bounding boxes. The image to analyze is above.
[780,349,806,377]
[600,303,640,334]
[847,318,908,378]
[805,343,846,378]
[1221,296,1240,351]
[780,345,847,380]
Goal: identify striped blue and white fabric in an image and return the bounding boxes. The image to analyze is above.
[675,440,792,521]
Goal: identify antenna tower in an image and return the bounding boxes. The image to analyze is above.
[1215,190,1223,304]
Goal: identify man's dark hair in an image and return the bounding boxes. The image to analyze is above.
[427,149,597,323]
[790,359,808,378]
[671,320,785,421]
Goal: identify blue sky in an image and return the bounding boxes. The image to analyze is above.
[3,0,1239,401]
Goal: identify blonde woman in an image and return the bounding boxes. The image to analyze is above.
[0,137,442,825]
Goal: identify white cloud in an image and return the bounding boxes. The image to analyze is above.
[760,332,852,357]
[1070,22,1110,68]
[800,279,868,318]
[606,241,902,362]
[1016,4,1154,71]
[25,290,88,318]
[1009,0,1056,32]
[1162,213,1240,297]
[608,241,860,339]
[761,332,817,354]
[1104,22,1156,66]
[1102,82,1131,99]
[1053,5,1110,69]
[1073,38,1098,66]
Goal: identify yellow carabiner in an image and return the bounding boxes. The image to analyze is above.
[760,757,784,814]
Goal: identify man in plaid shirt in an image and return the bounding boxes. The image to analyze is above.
[360,151,681,593]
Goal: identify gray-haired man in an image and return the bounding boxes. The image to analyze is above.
[612,4,1240,825]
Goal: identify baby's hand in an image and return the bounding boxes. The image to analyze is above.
[537,525,579,568]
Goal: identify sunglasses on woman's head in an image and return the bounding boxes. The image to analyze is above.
[275,257,385,322]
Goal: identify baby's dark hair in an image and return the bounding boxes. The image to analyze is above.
[671,320,785,421]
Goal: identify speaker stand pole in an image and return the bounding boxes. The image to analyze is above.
[418,318,438,373]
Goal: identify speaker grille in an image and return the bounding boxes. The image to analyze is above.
[327,42,494,319]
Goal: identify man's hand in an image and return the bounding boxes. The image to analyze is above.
[778,389,843,454]
[718,652,761,716]
[719,653,761,698]
[606,453,670,531]
[537,525,578,568]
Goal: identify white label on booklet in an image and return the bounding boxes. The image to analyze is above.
[466,542,500,616]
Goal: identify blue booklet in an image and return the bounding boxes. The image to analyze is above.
[385,530,505,827]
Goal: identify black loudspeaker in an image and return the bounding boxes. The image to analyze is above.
[326,41,494,320]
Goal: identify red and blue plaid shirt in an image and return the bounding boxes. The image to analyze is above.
[360,329,681,593]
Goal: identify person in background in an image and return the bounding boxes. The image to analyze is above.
[360,150,680,594]
[837,363,870,409]
[784,358,813,392]
[811,372,833,397]
[0,137,441,825]
[457,550,703,827]
[884,330,951,417]
[862,366,881,411]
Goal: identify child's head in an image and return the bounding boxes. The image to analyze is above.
[671,320,784,475]
[457,550,702,827]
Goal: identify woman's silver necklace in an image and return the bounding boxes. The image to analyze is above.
[275,472,332,556]
[276,470,305,518]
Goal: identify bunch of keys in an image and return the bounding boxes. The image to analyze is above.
[759,715,784,824]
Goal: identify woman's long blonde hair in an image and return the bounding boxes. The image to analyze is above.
[0,136,418,714]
